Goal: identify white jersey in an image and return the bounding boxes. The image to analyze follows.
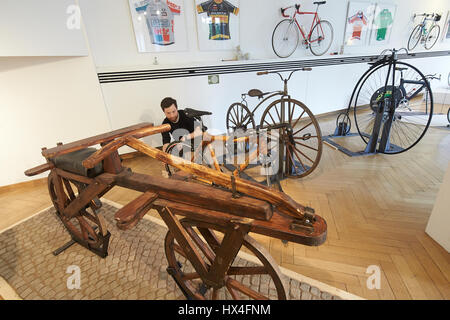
[135,0,181,46]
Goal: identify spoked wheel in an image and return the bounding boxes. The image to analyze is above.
[272,19,299,58]
[48,171,109,255]
[226,103,255,132]
[353,61,433,154]
[424,25,440,50]
[407,25,422,51]
[309,20,333,56]
[260,98,322,178]
[165,219,287,300]
[165,141,193,177]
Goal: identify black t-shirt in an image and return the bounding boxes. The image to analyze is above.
[161,109,197,145]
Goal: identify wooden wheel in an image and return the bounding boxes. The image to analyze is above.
[165,219,287,300]
[260,98,323,178]
[48,171,109,251]
[226,103,255,132]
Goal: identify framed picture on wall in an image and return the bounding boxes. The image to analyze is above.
[128,0,188,53]
[369,2,396,45]
[195,0,240,51]
[344,1,376,47]
[442,11,450,42]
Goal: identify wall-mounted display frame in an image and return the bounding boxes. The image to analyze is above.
[370,2,396,45]
[128,0,189,53]
[344,1,376,47]
[195,0,240,51]
[442,11,450,42]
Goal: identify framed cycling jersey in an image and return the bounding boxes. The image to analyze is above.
[129,0,188,53]
[369,3,396,45]
[195,0,240,51]
[344,2,376,47]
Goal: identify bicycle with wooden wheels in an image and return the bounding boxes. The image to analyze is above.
[226,68,323,179]
[25,123,327,300]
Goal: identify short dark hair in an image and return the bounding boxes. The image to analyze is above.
[161,97,178,111]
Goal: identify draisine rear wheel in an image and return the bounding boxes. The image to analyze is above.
[48,171,109,255]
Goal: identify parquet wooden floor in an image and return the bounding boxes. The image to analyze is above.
[0,114,449,300]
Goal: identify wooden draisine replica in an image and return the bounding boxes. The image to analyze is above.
[25,122,327,300]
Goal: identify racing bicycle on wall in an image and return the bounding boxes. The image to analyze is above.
[272,1,334,57]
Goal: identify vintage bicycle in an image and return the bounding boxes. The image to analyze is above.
[165,109,280,189]
[407,13,441,51]
[25,123,327,300]
[271,1,334,57]
[225,68,323,179]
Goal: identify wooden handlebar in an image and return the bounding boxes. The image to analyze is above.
[82,124,171,169]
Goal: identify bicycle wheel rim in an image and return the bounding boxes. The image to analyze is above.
[407,25,422,51]
[226,102,255,132]
[309,20,333,56]
[272,19,299,58]
[424,25,440,50]
[353,61,433,154]
[260,98,322,178]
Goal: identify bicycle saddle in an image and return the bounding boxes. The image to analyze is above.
[183,108,212,118]
[248,89,272,98]
[313,1,326,5]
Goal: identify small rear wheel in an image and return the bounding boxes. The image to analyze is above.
[226,103,255,132]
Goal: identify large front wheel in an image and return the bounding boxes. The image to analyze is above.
[309,20,333,56]
[272,19,299,58]
[260,99,322,178]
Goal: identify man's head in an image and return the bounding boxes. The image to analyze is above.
[161,97,179,123]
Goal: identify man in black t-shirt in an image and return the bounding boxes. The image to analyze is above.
[160,97,202,152]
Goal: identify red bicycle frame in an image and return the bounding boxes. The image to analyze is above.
[281,4,325,43]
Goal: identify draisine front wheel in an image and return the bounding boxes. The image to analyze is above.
[165,219,287,300]
[272,19,299,58]
[309,20,333,56]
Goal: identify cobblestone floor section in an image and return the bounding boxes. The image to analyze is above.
[0,203,341,300]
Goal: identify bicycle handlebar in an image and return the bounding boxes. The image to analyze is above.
[281,4,301,17]
[257,68,312,77]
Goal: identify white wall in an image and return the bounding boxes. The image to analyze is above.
[79,0,450,67]
[1,0,450,186]
[426,162,450,252]
[0,0,88,56]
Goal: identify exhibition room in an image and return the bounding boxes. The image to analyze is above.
[0,0,449,301]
